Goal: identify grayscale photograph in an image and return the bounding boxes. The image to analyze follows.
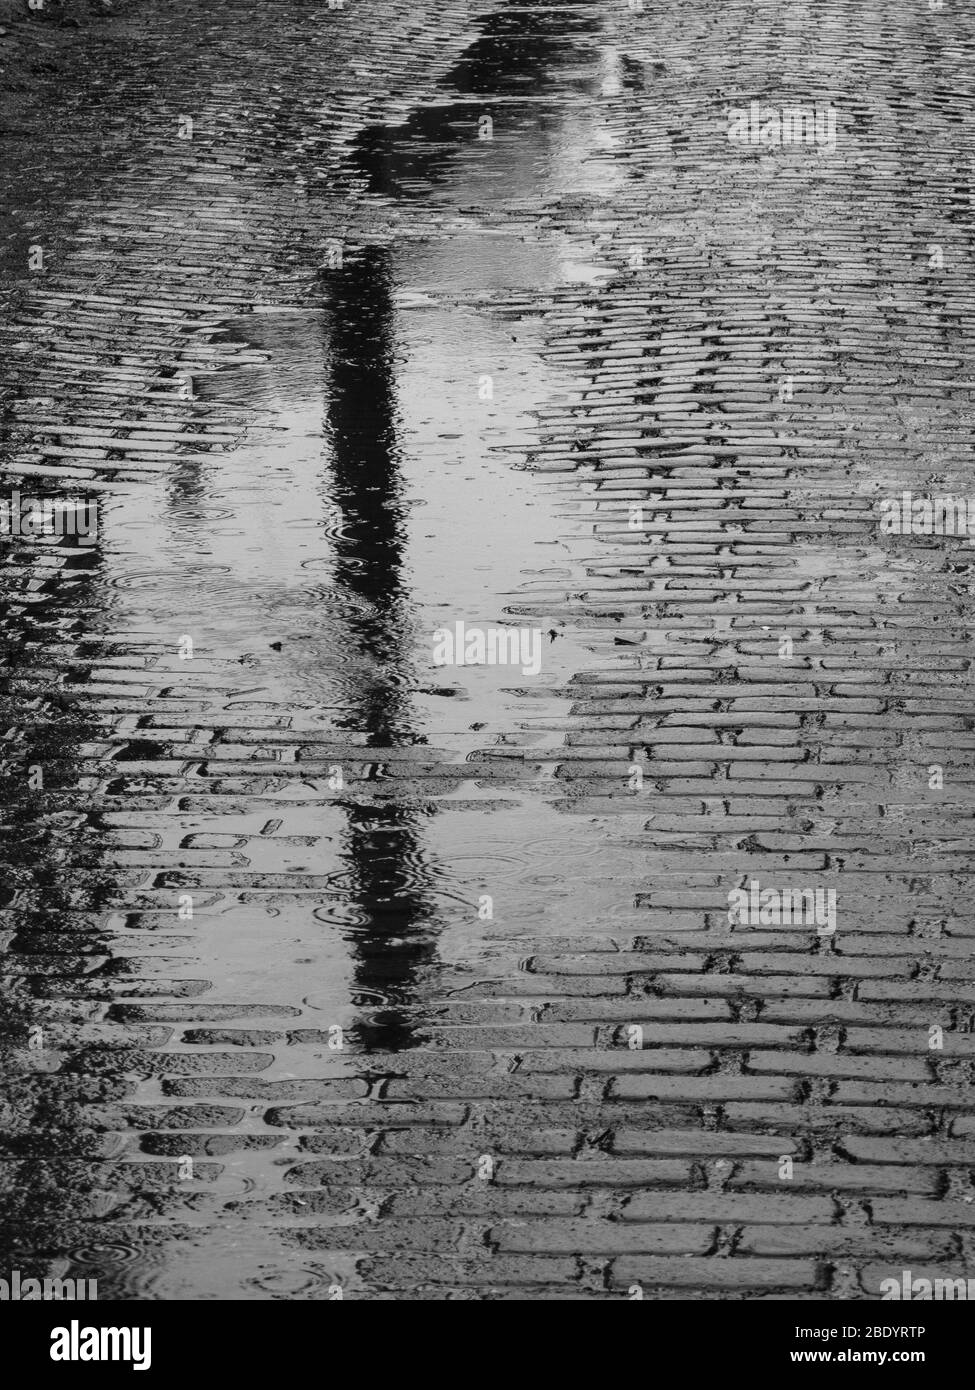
[0,0,971,1355]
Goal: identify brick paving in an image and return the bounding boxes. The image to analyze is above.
[2,0,975,1300]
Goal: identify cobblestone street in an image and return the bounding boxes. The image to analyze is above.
[3,0,975,1301]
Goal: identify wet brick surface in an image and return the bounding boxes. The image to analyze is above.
[2,0,975,1300]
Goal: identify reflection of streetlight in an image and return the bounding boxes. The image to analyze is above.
[320,245,440,1051]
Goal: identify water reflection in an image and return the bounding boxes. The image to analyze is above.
[448,6,599,95]
[351,1,599,199]
[322,246,438,1051]
[325,0,610,1048]
[0,0,621,1296]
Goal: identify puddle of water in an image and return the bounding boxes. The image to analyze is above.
[103,281,597,738]
[5,0,645,1299]
[92,0,636,1036]
[350,0,623,211]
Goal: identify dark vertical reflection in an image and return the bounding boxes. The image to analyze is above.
[321,247,438,1052]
